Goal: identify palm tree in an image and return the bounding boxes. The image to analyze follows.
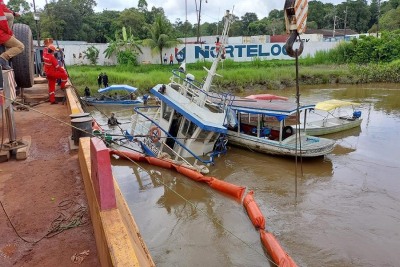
[142,15,182,64]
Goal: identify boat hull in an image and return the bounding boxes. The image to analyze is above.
[81,97,143,106]
[227,131,335,157]
[302,117,362,136]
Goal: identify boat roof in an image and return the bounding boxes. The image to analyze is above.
[208,93,315,121]
[151,85,227,133]
[98,85,138,93]
[315,99,360,111]
[245,94,288,101]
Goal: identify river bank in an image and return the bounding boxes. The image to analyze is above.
[68,60,400,96]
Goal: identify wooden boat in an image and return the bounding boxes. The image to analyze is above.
[218,96,336,157]
[298,99,362,136]
[82,84,143,106]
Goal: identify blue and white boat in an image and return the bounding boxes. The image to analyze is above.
[128,11,235,172]
[82,84,144,106]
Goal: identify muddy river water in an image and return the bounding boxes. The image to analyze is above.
[91,83,400,267]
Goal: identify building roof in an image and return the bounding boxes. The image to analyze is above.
[305,28,358,38]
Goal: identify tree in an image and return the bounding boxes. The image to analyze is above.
[90,10,121,43]
[308,1,327,29]
[7,0,30,13]
[83,45,99,65]
[138,0,148,12]
[241,12,258,35]
[379,8,400,31]
[142,15,181,64]
[104,27,143,65]
[115,8,148,39]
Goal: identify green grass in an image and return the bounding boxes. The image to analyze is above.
[68,60,395,96]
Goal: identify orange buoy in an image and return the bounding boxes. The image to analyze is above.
[243,191,265,229]
[260,230,297,267]
[206,177,246,201]
[148,126,161,143]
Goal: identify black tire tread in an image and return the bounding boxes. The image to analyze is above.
[11,23,34,88]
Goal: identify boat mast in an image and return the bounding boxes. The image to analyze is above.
[198,10,233,107]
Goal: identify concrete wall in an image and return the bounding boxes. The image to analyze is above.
[60,41,338,66]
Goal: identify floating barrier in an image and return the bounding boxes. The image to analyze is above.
[260,230,297,267]
[243,191,265,230]
[110,149,146,162]
[110,148,296,265]
[174,166,212,183]
[206,177,245,201]
[110,149,245,201]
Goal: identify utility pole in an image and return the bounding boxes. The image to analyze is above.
[344,6,348,37]
[333,15,337,38]
[195,0,207,43]
[377,0,380,37]
[195,0,202,43]
[32,0,41,46]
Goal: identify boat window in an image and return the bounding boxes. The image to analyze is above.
[197,129,209,142]
[162,104,173,121]
[209,132,219,143]
[181,119,190,136]
[181,119,197,137]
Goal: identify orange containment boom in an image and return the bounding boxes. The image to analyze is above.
[243,191,266,229]
[206,177,246,201]
[110,149,246,201]
[260,230,297,267]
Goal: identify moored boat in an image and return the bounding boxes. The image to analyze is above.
[82,84,144,106]
[220,96,336,157]
[297,99,363,136]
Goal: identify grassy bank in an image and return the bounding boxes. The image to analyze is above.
[67,60,400,96]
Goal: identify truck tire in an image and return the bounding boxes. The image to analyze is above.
[11,23,34,88]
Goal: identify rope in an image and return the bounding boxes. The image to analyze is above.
[0,198,87,244]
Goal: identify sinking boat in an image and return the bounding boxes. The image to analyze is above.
[298,99,363,136]
[128,11,235,171]
[82,84,144,106]
[219,96,336,157]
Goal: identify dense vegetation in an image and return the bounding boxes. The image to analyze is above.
[7,0,400,42]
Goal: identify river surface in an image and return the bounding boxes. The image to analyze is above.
[90,83,400,267]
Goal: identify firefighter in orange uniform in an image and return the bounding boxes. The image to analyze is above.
[0,7,24,70]
[43,44,68,104]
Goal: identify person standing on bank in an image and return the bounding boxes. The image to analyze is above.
[97,72,103,88]
[43,44,68,104]
[169,53,173,65]
[108,113,121,126]
[84,86,91,98]
[163,53,167,64]
[103,73,109,88]
[0,7,24,70]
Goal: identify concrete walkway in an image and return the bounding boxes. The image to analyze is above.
[0,77,99,266]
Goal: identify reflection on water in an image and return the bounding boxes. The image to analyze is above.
[104,84,400,267]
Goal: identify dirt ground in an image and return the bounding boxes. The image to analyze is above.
[0,98,99,266]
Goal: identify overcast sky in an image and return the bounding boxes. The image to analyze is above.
[20,0,344,24]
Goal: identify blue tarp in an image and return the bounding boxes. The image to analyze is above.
[98,85,138,93]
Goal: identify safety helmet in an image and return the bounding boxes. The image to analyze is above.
[44,38,53,46]
[48,44,57,52]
